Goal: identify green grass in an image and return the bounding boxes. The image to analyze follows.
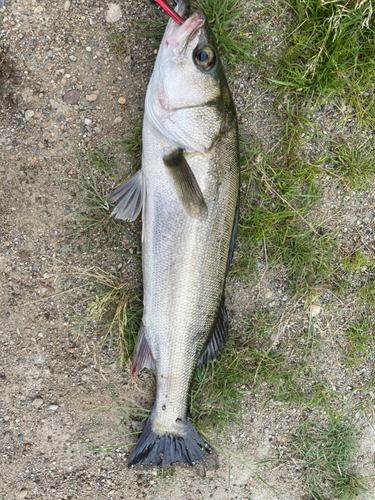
[76,267,143,367]
[270,0,375,123]
[324,139,375,189]
[193,0,259,68]
[291,417,369,499]
[64,147,126,249]
[235,136,339,297]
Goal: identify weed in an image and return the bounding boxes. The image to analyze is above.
[111,120,142,173]
[325,139,375,190]
[77,267,142,366]
[291,417,369,499]
[192,0,258,68]
[64,147,126,249]
[236,136,338,297]
[272,0,375,122]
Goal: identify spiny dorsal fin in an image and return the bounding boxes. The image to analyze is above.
[163,148,207,220]
[110,169,144,222]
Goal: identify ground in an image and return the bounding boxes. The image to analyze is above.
[1,1,375,499]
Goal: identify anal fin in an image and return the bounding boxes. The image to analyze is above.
[132,323,156,376]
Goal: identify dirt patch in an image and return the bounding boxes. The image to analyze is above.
[1,1,375,500]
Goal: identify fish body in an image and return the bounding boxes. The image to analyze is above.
[110,0,239,466]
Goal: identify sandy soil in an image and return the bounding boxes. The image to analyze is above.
[1,1,375,499]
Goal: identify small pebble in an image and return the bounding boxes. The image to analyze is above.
[86,94,98,102]
[64,0,71,11]
[69,55,77,62]
[25,110,34,121]
[50,99,59,109]
[63,90,80,104]
[32,398,44,408]
[47,50,53,58]
[84,118,92,125]
[48,405,59,411]
[114,116,122,124]
[34,5,43,13]
[310,304,321,317]
[106,3,122,23]
[118,97,126,104]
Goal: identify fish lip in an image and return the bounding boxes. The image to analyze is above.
[165,11,205,54]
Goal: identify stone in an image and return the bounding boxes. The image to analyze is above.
[63,89,80,104]
[265,290,273,299]
[113,116,122,124]
[93,127,101,134]
[25,110,34,121]
[84,118,92,125]
[64,0,71,11]
[60,78,67,86]
[48,404,59,411]
[86,94,98,102]
[47,50,53,58]
[19,489,28,499]
[310,304,321,317]
[69,55,77,62]
[34,5,43,13]
[19,251,29,261]
[32,398,44,408]
[106,3,122,23]
[32,353,45,365]
[50,99,59,109]
[118,97,126,104]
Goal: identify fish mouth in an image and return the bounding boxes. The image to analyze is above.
[164,9,205,54]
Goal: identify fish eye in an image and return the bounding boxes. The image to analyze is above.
[194,46,215,71]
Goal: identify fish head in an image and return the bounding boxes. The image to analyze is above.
[146,0,235,153]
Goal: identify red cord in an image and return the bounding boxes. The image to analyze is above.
[154,0,184,25]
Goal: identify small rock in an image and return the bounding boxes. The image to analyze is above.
[265,290,273,299]
[32,353,45,365]
[106,3,122,23]
[86,94,98,102]
[19,489,28,499]
[20,251,29,261]
[118,97,126,104]
[64,0,71,11]
[69,55,77,62]
[34,5,43,13]
[63,89,80,104]
[60,78,67,86]
[32,398,44,408]
[25,110,34,121]
[48,404,59,411]
[84,118,92,126]
[4,416,10,422]
[113,116,122,124]
[310,304,321,317]
[86,46,92,52]
[50,99,59,109]
[47,50,53,58]
[24,328,32,334]
[93,127,101,134]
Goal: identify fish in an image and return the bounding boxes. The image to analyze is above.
[110,0,240,467]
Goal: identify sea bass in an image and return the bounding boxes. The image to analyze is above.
[110,0,239,466]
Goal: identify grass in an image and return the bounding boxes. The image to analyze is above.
[193,0,259,68]
[270,0,375,123]
[64,147,130,250]
[76,267,142,366]
[290,416,369,499]
[235,135,339,297]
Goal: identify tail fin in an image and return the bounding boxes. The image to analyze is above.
[128,415,210,467]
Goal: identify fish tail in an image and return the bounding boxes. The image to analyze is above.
[128,414,210,467]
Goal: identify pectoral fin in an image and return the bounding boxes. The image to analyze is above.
[163,148,207,220]
[109,170,144,222]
